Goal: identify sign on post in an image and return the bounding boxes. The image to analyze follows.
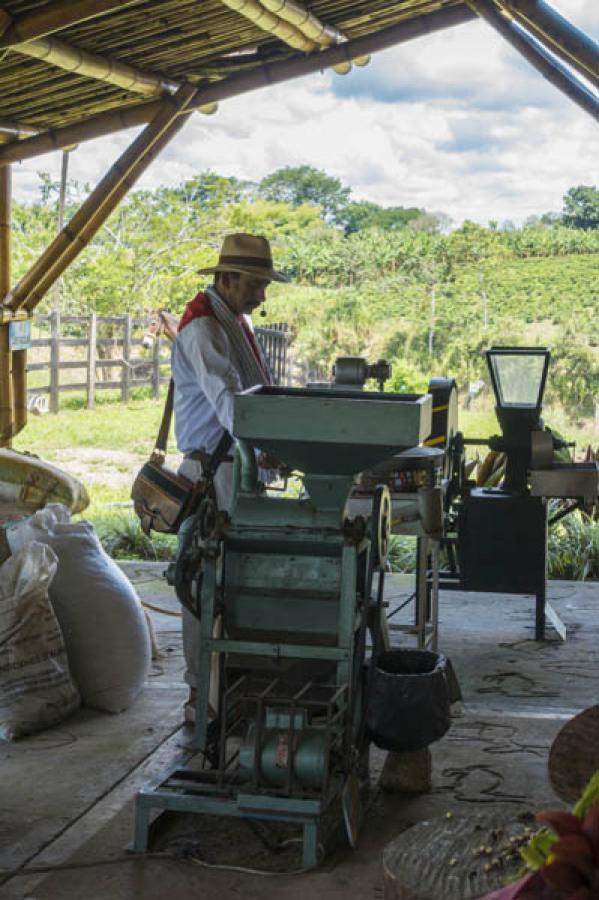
[8,320,32,351]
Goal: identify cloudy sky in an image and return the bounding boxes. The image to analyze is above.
[11,0,599,227]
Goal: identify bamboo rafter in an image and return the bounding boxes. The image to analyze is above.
[259,0,369,64]
[467,0,599,119]
[219,0,369,74]
[12,35,178,96]
[0,1,142,47]
[0,5,478,166]
[500,0,599,88]
[218,0,320,52]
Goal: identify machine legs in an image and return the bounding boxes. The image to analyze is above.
[389,536,440,649]
[302,821,319,869]
[132,782,323,870]
[133,794,151,852]
[535,580,545,641]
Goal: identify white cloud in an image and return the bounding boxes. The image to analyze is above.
[10,1,599,226]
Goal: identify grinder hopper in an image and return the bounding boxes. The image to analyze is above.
[233,385,432,509]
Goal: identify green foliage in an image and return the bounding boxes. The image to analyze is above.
[92,511,177,560]
[342,200,424,235]
[548,509,599,581]
[387,535,417,573]
[258,165,350,223]
[563,184,599,231]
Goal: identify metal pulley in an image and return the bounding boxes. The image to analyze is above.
[169,495,223,619]
[333,356,392,391]
[197,495,218,541]
[371,484,391,569]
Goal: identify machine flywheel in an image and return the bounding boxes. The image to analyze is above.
[372,484,391,569]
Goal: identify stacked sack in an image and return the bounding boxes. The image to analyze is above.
[0,504,151,738]
[0,542,80,739]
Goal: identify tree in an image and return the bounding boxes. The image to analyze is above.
[178,172,253,210]
[258,165,351,224]
[562,185,599,230]
[341,200,423,234]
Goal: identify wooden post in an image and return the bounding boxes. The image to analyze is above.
[0,162,13,445]
[12,345,27,436]
[282,326,288,384]
[152,332,161,399]
[87,311,97,409]
[121,313,131,403]
[49,308,60,414]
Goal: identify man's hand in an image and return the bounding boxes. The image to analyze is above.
[257,451,283,470]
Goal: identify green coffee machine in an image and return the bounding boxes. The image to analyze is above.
[134,384,431,867]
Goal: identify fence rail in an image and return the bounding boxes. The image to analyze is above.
[28,312,289,413]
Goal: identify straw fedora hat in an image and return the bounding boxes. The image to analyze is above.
[198,233,288,283]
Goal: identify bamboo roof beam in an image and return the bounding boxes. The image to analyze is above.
[0,4,478,167]
[219,0,366,74]
[499,0,599,88]
[11,35,179,96]
[467,0,599,120]
[0,1,142,48]
[3,83,197,314]
[218,0,319,52]
[263,0,343,46]
[257,0,370,69]
[0,103,163,163]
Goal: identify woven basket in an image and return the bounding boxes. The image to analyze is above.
[380,748,432,793]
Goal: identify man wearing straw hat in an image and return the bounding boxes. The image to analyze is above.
[172,232,288,724]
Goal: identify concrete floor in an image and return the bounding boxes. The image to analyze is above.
[1,566,597,900]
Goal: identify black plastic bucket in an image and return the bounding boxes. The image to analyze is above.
[366,649,451,752]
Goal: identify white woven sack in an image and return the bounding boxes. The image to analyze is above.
[0,543,80,740]
[7,506,151,713]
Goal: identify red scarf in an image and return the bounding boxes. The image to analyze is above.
[178,291,214,331]
[177,291,269,379]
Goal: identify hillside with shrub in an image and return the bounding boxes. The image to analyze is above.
[13,169,599,425]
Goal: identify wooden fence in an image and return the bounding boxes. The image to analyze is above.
[27,312,289,413]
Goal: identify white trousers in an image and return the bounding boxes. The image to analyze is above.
[177,457,234,691]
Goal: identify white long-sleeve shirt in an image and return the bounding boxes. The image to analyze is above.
[172,316,243,455]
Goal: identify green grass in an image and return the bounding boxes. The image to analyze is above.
[13,390,167,455]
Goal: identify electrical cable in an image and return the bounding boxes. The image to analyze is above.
[386,591,416,619]
[141,599,181,618]
[2,841,325,879]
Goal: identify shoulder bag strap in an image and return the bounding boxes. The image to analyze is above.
[152,379,174,460]
[206,430,234,476]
